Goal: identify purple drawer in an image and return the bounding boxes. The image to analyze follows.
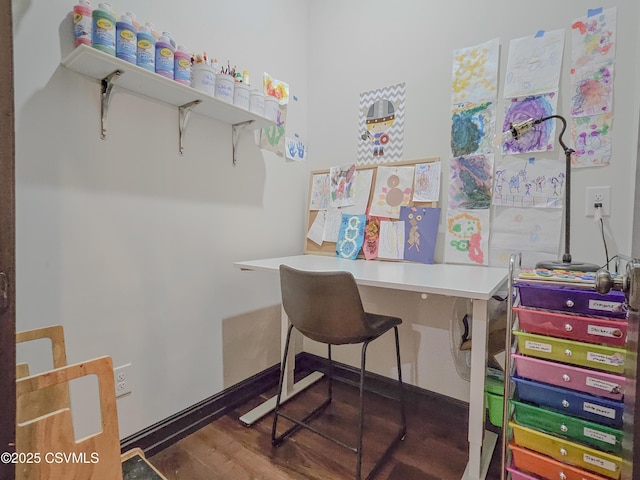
[517,283,627,319]
[512,353,625,400]
[515,306,627,347]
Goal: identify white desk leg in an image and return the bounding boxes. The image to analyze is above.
[461,298,498,480]
[239,306,324,426]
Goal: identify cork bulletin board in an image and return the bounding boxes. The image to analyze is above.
[304,157,441,261]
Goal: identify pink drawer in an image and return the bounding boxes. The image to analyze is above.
[505,466,538,480]
[515,306,627,347]
[512,354,624,400]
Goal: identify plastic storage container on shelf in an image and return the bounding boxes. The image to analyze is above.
[73,0,92,47]
[485,374,503,427]
[510,423,622,479]
[91,2,116,56]
[516,283,627,319]
[173,46,191,86]
[512,376,624,428]
[514,331,626,374]
[155,32,174,79]
[512,353,625,401]
[136,25,155,72]
[509,443,612,480]
[511,400,623,454]
[514,306,627,347]
[115,14,137,64]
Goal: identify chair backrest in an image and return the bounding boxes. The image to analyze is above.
[15,356,123,480]
[279,264,373,344]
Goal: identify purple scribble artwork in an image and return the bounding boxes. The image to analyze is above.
[503,93,556,154]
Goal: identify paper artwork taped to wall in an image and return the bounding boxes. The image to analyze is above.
[413,162,441,202]
[378,220,405,260]
[309,173,330,210]
[571,113,612,168]
[451,38,500,104]
[493,155,564,208]
[399,206,440,264]
[503,93,558,154]
[306,210,326,246]
[571,7,617,68]
[449,155,493,210]
[263,72,290,104]
[285,136,307,161]
[363,215,388,260]
[489,206,562,268]
[450,101,496,157]
[444,209,489,266]
[503,29,565,98]
[329,164,357,208]
[357,83,406,165]
[369,165,414,219]
[342,169,374,216]
[336,214,366,260]
[260,103,287,155]
[570,61,614,118]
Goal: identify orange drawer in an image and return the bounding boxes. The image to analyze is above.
[510,443,610,480]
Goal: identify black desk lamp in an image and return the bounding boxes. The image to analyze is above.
[506,115,600,272]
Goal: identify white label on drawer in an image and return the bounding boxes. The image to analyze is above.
[588,299,623,313]
[583,401,616,419]
[583,427,617,445]
[587,351,625,366]
[587,324,624,338]
[585,376,622,394]
[583,453,617,472]
[524,340,552,353]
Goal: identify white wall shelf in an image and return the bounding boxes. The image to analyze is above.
[61,45,275,164]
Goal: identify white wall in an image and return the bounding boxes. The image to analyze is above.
[14,0,309,438]
[14,0,639,440]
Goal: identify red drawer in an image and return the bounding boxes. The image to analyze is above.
[512,354,624,400]
[510,443,611,480]
[515,306,627,347]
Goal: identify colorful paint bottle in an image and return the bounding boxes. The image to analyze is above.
[173,46,192,86]
[115,14,137,64]
[91,2,116,56]
[136,25,155,72]
[155,33,175,79]
[72,0,92,47]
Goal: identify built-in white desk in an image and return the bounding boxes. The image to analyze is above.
[234,254,508,480]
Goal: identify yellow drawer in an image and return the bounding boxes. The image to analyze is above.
[510,422,622,479]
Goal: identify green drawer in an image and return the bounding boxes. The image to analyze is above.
[512,400,623,455]
[515,331,626,374]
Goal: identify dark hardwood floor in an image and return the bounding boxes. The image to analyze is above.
[150,377,504,480]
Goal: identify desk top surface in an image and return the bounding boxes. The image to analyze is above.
[235,254,508,301]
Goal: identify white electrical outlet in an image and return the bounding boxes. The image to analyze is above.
[585,186,611,216]
[113,363,132,397]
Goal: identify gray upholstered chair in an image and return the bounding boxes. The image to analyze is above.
[272,264,406,480]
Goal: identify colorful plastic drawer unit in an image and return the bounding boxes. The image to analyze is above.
[512,354,625,401]
[514,306,627,347]
[511,400,623,454]
[512,377,623,428]
[510,423,622,479]
[515,331,626,374]
[517,283,627,319]
[509,443,611,480]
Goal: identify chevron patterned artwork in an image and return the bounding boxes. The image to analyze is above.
[357,82,406,165]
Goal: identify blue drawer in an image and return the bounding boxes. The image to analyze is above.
[513,376,623,428]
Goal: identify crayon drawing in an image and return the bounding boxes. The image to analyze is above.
[449,155,493,210]
[363,215,388,260]
[399,206,441,264]
[309,173,330,210]
[570,62,614,118]
[571,113,612,168]
[493,155,564,208]
[571,7,617,68]
[336,214,366,260]
[369,166,414,219]
[342,169,374,215]
[503,30,565,98]
[451,38,500,104]
[263,72,290,104]
[503,93,557,154]
[413,162,441,202]
[357,83,406,165]
[450,101,496,157]
[260,103,287,155]
[378,220,405,260]
[489,206,562,268]
[329,164,357,208]
[444,210,489,265]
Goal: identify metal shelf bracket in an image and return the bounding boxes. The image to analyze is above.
[100,69,124,140]
[178,100,202,155]
[232,120,255,166]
